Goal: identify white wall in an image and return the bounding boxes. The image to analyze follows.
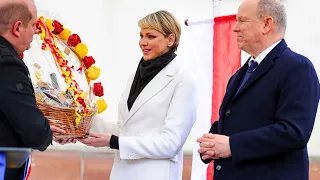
[33,0,320,157]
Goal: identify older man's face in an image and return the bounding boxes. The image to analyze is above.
[232,0,265,55]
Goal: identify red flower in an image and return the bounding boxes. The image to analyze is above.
[82,56,95,69]
[35,21,41,33]
[76,97,87,113]
[41,43,46,50]
[93,82,104,97]
[67,34,81,47]
[77,67,83,73]
[52,20,64,34]
[19,53,24,59]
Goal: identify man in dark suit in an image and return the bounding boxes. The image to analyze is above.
[197,0,319,179]
[0,0,70,179]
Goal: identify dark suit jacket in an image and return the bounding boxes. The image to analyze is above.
[0,36,53,179]
[201,40,320,180]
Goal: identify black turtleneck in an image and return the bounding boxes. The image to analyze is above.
[109,50,176,150]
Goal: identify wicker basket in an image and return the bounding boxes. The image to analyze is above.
[36,97,94,139]
[26,16,106,139]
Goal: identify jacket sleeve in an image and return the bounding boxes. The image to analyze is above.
[0,65,52,151]
[199,121,219,164]
[118,74,198,160]
[199,71,238,164]
[229,60,320,165]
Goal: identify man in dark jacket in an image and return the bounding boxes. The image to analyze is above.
[0,0,67,179]
[197,0,319,180]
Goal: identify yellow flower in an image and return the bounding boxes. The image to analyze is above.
[79,93,85,99]
[62,69,71,77]
[97,99,107,114]
[35,71,41,81]
[85,66,100,80]
[55,47,66,59]
[40,26,46,40]
[45,19,54,32]
[75,111,82,125]
[59,28,71,40]
[66,79,72,85]
[74,43,88,59]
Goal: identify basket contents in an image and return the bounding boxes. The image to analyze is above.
[23,16,108,138]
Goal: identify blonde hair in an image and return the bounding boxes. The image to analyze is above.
[138,10,181,51]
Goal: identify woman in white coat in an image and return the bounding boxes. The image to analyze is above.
[79,10,198,180]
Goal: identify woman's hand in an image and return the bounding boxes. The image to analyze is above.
[77,132,112,147]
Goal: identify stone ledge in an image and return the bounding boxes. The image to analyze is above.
[26,150,320,180]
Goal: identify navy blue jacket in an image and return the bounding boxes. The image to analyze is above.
[202,40,319,180]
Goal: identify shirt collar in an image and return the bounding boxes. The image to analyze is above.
[249,40,281,65]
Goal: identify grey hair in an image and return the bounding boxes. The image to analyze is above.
[257,0,287,34]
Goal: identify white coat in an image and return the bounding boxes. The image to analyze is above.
[96,57,198,180]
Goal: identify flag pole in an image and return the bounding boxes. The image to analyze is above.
[184,0,220,26]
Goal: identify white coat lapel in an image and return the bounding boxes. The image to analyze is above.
[124,58,181,124]
[119,74,134,121]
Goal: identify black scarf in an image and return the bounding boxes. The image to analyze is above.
[127,50,176,110]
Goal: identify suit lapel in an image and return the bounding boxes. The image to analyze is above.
[222,40,288,106]
[234,57,275,97]
[220,62,249,111]
[119,74,134,121]
[235,40,288,98]
[124,59,180,124]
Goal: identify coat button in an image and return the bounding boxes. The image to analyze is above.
[216,165,222,171]
[225,109,231,116]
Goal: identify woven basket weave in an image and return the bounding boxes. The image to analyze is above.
[36,98,94,139]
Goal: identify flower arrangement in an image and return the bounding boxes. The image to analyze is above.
[34,16,107,125]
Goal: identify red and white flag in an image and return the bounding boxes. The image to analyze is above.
[189,14,241,180]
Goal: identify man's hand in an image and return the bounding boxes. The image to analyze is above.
[197,133,231,160]
[53,138,77,145]
[50,125,65,134]
[50,125,76,145]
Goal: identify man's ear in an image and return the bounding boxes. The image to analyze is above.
[12,21,22,37]
[262,16,273,34]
